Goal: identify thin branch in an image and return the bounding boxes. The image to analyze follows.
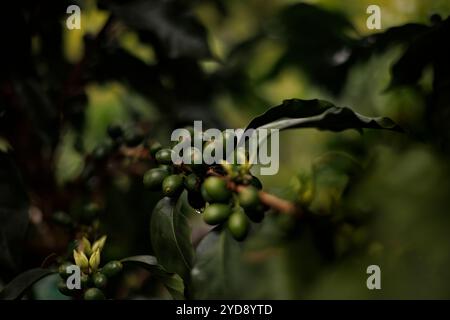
[206,168,301,216]
[233,182,300,216]
[119,145,150,159]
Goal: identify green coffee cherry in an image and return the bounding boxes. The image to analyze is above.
[92,272,108,289]
[238,186,260,210]
[58,262,74,280]
[155,148,174,164]
[124,131,144,147]
[149,141,162,156]
[228,209,250,241]
[187,191,206,209]
[57,279,74,296]
[143,168,169,190]
[107,124,123,140]
[201,183,213,203]
[162,174,184,198]
[102,260,123,278]
[84,287,105,300]
[203,203,231,225]
[158,164,172,174]
[81,273,91,289]
[203,177,231,203]
[184,173,201,192]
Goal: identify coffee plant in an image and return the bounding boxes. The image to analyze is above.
[1,0,450,300]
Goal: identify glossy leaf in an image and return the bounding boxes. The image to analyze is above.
[121,255,184,300]
[388,18,450,89]
[0,268,55,300]
[150,195,194,282]
[361,23,428,55]
[190,228,242,299]
[245,99,403,133]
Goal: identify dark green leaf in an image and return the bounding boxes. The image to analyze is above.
[266,3,356,94]
[122,255,159,268]
[191,228,242,299]
[387,19,450,89]
[92,47,171,111]
[389,30,434,88]
[0,268,55,300]
[342,23,429,74]
[0,152,29,276]
[106,0,211,59]
[150,194,194,282]
[121,255,184,300]
[361,23,428,55]
[245,99,403,133]
[265,3,429,95]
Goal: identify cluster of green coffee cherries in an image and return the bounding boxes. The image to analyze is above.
[91,124,145,160]
[52,202,103,230]
[57,236,123,300]
[143,132,268,241]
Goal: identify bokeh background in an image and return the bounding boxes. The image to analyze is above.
[1,0,450,299]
